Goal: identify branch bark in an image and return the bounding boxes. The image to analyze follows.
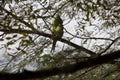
[0,50,120,80]
[0,28,96,55]
[0,6,96,55]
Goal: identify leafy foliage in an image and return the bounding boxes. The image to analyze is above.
[0,0,120,80]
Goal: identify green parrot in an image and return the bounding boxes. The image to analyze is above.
[51,14,63,52]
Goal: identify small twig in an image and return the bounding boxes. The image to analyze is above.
[99,37,120,55]
[0,6,36,30]
[64,27,113,41]
[52,1,69,17]
[0,28,96,56]
[42,18,52,32]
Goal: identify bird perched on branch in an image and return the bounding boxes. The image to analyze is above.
[51,14,63,52]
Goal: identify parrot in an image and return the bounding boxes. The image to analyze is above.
[51,14,63,52]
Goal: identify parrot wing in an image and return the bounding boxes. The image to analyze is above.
[51,14,63,53]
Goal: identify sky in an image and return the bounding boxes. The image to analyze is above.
[0,0,120,71]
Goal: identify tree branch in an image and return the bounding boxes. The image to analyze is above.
[64,27,113,41]
[0,28,96,55]
[0,50,120,80]
[0,6,36,30]
[0,6,96,56]
[99,37,120,55]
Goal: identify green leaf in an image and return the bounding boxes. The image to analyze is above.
[6,37,12,40]
[20,39,31,46]
[83,39,87,44]
[13,35,17,38]
[29,36,32,41]
[7,41,14,46]
[7,48,11,50]
[30,6,33,11]
[0,39,4,41]
[34,9,40,13]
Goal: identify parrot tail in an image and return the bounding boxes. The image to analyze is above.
[51,40,57,53]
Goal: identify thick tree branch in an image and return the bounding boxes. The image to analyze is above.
[0,6,96,56]
[0,50,120,80]
[0,28,96,55]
